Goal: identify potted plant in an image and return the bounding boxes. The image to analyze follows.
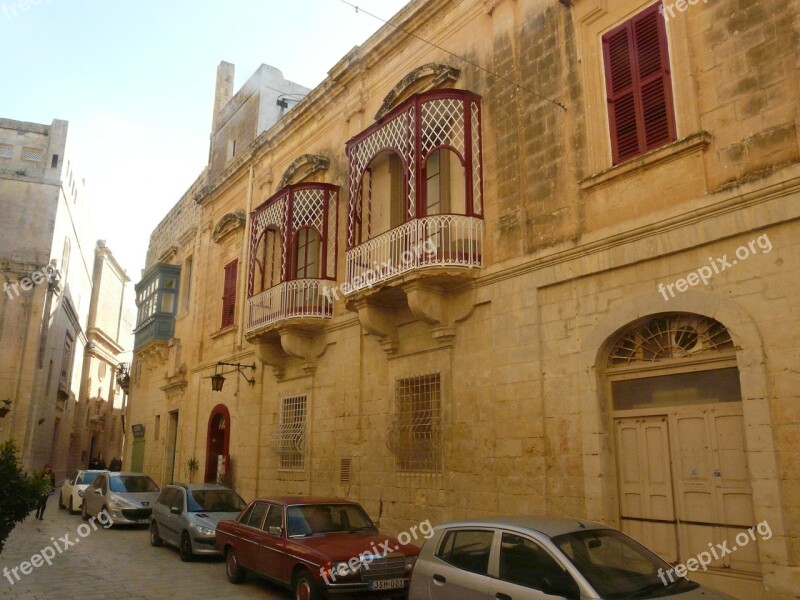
[186,457,199,483]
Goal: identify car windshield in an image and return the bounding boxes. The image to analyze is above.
[552,529,697,599]
[188,489,246,513]
[78,472,100,485]
[109,476,159,493]
[286,504,377,537]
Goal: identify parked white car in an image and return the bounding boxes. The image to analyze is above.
[58,470,106,514]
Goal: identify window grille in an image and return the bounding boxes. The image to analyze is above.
[608,314,734,367]
[0,144,12,159]
[22,147,43,162]
[387,373,442,473]
[273,395,306,470]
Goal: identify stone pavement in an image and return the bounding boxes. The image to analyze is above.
[0,495,288,599]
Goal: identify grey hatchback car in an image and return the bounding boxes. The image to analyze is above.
[82,472,161,526]
[408,517,736,600]
[150,483,246,561]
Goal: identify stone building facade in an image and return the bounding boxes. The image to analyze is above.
[0,117,94,476]
[127,1,800,597]
[0,118,134,479]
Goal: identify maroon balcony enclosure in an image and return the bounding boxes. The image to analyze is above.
[247,183,338,334]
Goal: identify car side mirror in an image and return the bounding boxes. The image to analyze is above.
[542,571,580,600]
[268,526,283,536]
[170,506,182,515]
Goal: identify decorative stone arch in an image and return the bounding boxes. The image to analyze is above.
[277,154,330,191]
[212,211,246,243]
[578,290,788,591]
[374,63,461,121]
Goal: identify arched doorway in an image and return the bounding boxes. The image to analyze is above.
[604,313,762,593]
[204,404,230,483]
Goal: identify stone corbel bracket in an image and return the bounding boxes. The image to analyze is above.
[137,342,169,370]
[256,338,287,380]
[403,282,476,347]
[350,297,399,355]
[255,328,329,379]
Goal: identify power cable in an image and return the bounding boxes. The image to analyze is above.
[337,0,568,111]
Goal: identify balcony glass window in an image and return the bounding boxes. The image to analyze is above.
[294,227,320,279]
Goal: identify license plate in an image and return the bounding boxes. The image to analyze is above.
[137,519,148,524]
[369,579,405,590]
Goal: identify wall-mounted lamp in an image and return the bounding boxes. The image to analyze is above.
[210,362,256,392]
[0,399,11,418]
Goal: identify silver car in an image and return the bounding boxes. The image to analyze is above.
[149,483,246,561]
[408,517,736,600]
[81,472,160,526]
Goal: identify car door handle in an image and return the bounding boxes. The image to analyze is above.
[432,574,446,585]
[495,594,512,600]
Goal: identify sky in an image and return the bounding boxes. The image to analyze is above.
[1,0,410,279]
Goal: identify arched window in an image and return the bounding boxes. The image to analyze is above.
[359,150,406,241]
[294,227,321,279]
[253,227,282,293]
[424,148,466,216]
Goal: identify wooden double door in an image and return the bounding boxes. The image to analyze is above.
[614,404,762,578]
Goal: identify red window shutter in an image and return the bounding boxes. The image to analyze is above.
[602,3,676,164]
[221,259,238,328]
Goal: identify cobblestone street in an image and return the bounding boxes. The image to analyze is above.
[0,496,287,599]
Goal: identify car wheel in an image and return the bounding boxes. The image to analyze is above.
[225,548,245,584]
[150,521,163,547]
[179,531,194,562]
[58,493,65,510]
[293,569,320,600]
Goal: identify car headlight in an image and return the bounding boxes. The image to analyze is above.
[196,525,215,537]
[107,495,131,510]
[405,556,418,572]
[331,561,351,577]
[78,490,85,498]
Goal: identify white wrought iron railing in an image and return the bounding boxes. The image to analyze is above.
[247,278,333,334]
[345,215,483,294]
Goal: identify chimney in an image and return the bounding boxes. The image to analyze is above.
[212,61,235,133]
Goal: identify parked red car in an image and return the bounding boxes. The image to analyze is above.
[215,496,419,599]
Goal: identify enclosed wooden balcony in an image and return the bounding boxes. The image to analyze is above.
[245,183,338,339]
[344,89,484,296]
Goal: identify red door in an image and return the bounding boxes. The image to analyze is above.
[204,404,230,483]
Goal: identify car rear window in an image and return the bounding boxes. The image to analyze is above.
[78,472,100,485]
[188,490,246,512]
[435,529,494,575]
[109,476,159,493]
